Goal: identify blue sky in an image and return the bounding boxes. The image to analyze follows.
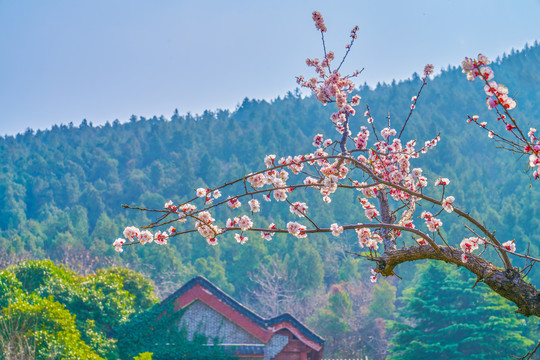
[1,0,539,136]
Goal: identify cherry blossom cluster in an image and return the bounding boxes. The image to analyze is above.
[463,54,539,179]
[113,225,175,252]
[287,221,307,238]
[460,236,485,263]
[290,202,308,217]
[356,228,383,250]
[353,132,440,203]
[312,11,326,32]
[359,198,379,220]
[297,13,363,136]
[462,54,516,111]
[195,211,222,245]
[420,211,443,233]
[528,128,540,179]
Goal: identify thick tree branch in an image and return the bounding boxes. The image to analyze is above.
[375,245,540,317]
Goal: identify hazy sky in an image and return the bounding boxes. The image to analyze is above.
[1,0,539,136]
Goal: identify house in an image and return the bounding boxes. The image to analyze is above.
[156,276,324,360]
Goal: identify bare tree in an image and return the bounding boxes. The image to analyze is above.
[248,260,297,317]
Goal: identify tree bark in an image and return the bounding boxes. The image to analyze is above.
[376,245,540,317]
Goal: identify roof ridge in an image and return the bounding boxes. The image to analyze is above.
[159,275,324,345]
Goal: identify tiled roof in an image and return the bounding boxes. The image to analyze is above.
[233,345,265,355]
[160,276,324,346]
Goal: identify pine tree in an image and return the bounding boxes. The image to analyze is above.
[388,262,535,359]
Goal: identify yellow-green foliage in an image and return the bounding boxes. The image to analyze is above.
[0,260,159,360]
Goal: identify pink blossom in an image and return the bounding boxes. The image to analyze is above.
[287,221,307,238]
[366,234,383,250]
[237,215,253,231]
[198,211,215,224]
[361,185,378,198]
[530,154,539,168]
[290,202,308,217]
[154,231,168,245]
[248,173,267,188]
[420,211,432,220]
[426,218,442,232]
[486,97,498,110]
[434,177,450,186]
[273,189,288,202]
[264,155,276,168]
[313,134,324,147]
[461,57,475,73]
[442,196,455,213]
[423,64,434,76]
[460,237,485,253]
[484,81,498,96]
[226,217,238,228]
[312,11,327,32]
[479,67,494,81]
[139,230,153,245]
[235,233,248,245]
[113,238,125,252]
[364,208,380,220]
[477,53,490,65]
[228,197,242,209]
[330,223,344,237]
[123,226,140,241]
[411,168,422,178]
[527,128,537,141]
[179,203,196,213]
[261,223,276,241]
[351,95,361,106]
[197,224,221,239]
[177,213,187,224]
[355,127,370,150]
[502,240,516,252]
[356,227,371,240]
[196,188,208,198]
[164,200,177,212]
[380,127,397,140]
[248,199,261,213]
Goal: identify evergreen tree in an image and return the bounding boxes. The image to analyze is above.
[388,262,535,359]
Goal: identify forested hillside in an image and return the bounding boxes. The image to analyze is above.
[1,42,539,358]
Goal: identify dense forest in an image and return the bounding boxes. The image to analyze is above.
[1,42,540,358]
